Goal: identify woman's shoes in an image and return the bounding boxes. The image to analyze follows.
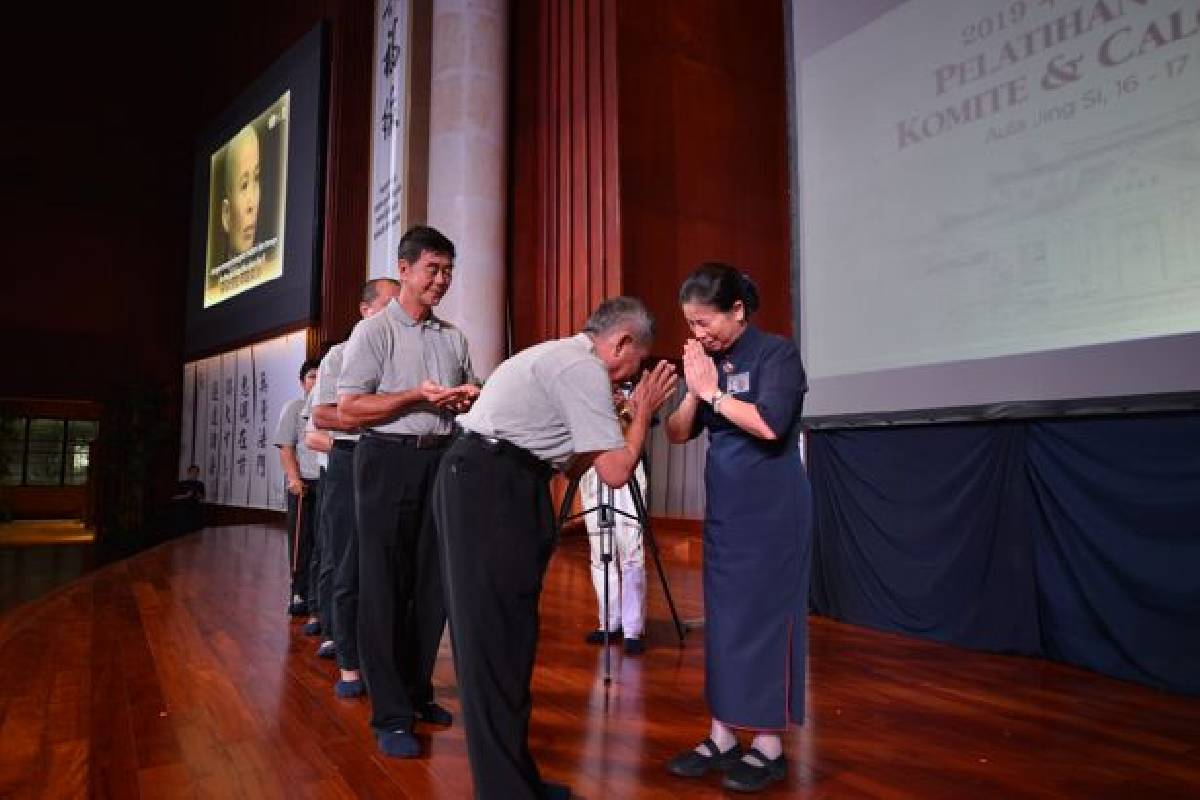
[665,737,743,778]
[721,748,786,793]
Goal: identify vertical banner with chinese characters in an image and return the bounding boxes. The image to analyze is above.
[248,344,271,510]
[183,331,307,511]
[179,362,197,479]
[219,351,238,504]
[202,356,222,501]
[252,330,307,511]
[231,347,255,505]
[367,0,412,280]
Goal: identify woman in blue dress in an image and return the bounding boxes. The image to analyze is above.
[664,263,811,793]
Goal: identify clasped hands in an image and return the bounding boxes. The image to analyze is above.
[681,339,718,400]
[420,380,480,413]
[626,360,679,420]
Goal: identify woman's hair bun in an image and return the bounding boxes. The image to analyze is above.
[738,272,760,313]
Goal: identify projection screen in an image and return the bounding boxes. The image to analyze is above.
[789,0,1200,424]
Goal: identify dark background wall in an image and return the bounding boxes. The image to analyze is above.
[3,0,790,526]
[1,2,373,530]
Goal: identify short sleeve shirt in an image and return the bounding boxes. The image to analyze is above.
[300,393,328,470]
[337,299,477,435]
[273,396,320,479]
[311,341,358,442]
[458,334,626,468]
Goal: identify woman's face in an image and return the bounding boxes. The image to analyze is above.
[681,300,746,353]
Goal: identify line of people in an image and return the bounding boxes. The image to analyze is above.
[272,224,811,798]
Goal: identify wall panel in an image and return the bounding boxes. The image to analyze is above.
[616,0,792,355]
[510,0,622,350]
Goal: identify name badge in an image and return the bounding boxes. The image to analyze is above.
[727,372,751,395]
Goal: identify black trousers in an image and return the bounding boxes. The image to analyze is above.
[312,468,330,627]
[284,478,321,601]
[354,434,448,732]
[433,434,557,800]
[322,440,361,670]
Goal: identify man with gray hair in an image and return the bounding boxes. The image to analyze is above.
[432,296,678,800]
[338,225,479,759]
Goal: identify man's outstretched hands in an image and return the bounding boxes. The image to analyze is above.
[421,380,480,413]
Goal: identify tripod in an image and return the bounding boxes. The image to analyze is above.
[558,462,686,685]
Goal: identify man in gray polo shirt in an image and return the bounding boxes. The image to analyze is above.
[433,297,677,800]
[274,358,321,616]
[337,225,479,758]
[305,276,401,699]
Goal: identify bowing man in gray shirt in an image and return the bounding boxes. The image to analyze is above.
[336,225,479,759]
[433,297,678,800]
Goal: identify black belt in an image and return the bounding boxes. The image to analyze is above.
[458,429,552,479]
[363,430,454,450]
[332,438,358,451]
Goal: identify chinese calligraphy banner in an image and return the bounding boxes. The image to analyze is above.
[367,0,412,280]
[180,329,307,511]
[178,362,197,480]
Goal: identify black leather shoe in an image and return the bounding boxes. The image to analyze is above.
[416,702,453,726]
[721,748,786,793]
[585,627,623,644]
[622,636,645,655]
[666,738,742,778]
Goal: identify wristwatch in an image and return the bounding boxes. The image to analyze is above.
[710,389,727,415]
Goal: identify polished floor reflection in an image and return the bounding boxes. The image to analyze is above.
[1,524,1197,798]
[0,520,97,615]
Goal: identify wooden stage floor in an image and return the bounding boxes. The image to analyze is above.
[1,524,1197,798]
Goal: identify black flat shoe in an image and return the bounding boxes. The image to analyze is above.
[416,701,453,726]
[584,627,622,644]
[666,737,742,778]
[721,748,786,793]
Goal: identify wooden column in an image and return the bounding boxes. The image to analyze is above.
[510,0,621,350]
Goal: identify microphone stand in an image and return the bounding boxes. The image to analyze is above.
[558,459,687,685]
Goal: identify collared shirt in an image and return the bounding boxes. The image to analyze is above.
[300,391,328,469]
[337,298,477,435]
[273,396,321,480]
[311,341,358,442]
[458,333,625,469]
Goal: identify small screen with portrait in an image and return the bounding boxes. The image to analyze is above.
[203,92,290,308]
